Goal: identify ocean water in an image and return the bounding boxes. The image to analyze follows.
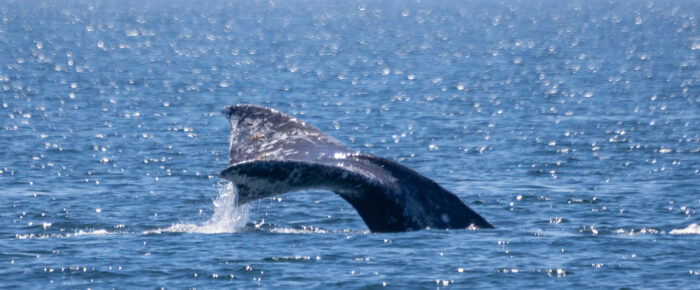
[1,0,698,288]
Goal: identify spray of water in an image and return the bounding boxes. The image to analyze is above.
[146,181,249,234]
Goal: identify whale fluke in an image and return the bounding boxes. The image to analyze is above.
[220,104,493,232]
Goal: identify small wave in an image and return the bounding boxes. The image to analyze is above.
[270,227,328,234]
[145,182,248,234]
[15,229,114,239]
[15,233,65,240]
[669,224,700,235]
[73,229,112,236]
[614,228,663,236]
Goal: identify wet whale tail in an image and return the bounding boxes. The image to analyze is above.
[219,104,493,232]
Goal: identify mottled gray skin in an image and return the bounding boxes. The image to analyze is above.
[220,104,493,232]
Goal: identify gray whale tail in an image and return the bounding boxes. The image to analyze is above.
[219,104,493,232]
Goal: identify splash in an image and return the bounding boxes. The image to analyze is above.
[147,182,249,234]
[669,224,700,235]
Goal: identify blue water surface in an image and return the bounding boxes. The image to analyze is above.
[1,0,699,288]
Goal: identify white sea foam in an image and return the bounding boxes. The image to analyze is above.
[15,229,114,239]
[669,224,700,235]
[270,227,328,234]
[73,229,112,236]
[146,182,248,234]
